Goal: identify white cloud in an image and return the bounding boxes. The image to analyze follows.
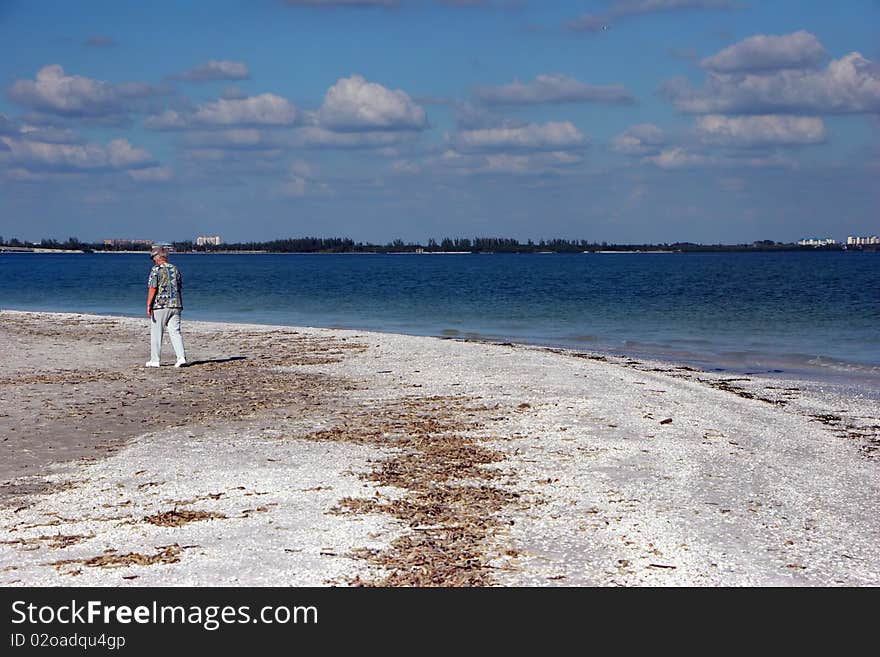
[450,121,588,152]
[317,75,426,131]
[663,52,880,114]
[643,147,707,169]
[475,74,635,106]
[568,0,733,33]
[1,135,155,172]
[148,77,423,152]
[9,65,165,119]
[612,123,666,154]
[106,139,154,168]
[146,94,299,130]
[172,60,251,82]
[144,110,189,130]
[194,93,299,126]
[696,114,826,146]
[701,31,827,73]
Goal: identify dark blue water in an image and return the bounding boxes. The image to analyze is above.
[2,251,878,383]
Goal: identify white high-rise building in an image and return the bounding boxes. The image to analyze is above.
[847,235,879,245]
[798,238,836,246]
[196,235,222,246]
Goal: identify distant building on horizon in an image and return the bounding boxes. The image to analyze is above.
[798,237,837,247]
[846,235,879,246]
[196,235,222,247]
[103,238,153,247]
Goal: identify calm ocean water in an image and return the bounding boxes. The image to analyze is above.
[2,251,878,386]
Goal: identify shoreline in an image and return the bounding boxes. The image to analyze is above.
[4,304,878,399]
[1,310,878,586]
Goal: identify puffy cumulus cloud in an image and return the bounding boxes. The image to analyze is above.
[475,74,635,106]
[172,60,251,82]
[663,52,880,114]
[194,93,299,126]
[701,31,826,73]
[0,135,155,172]
[128,166,172,182]
[147,95,301,130]
[696,114,826,146]
[567,0,733,33]
[294,126,416,149]
[450,121,588,153]
[8,65,167,119]
[317,75,426,131]
[612,123,666,155]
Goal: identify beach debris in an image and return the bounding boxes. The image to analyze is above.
[143,509,226,527]
[317,395,521,586]
[660,418,673,425]
[47,544,186,570]
[1,533,95,550]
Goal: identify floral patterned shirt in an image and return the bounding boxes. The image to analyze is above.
[147,263,183,310]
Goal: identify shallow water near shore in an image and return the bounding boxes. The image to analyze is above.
[2,250,878,391]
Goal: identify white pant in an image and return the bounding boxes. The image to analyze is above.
[150,308,186,363]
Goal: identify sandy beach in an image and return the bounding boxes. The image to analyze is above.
[0,309,878,586]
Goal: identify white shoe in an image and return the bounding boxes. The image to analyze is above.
[145,361,160,368]
[174,358,187,368]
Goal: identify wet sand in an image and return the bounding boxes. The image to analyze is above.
[1,310,878,586]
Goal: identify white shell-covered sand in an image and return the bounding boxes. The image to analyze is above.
[1,311,877,586]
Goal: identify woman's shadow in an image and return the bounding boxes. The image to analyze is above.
[183,356,247,367]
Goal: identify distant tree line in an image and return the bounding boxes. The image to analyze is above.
[0,235,860,254]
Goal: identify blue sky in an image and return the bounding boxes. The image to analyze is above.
[1,0,878,244]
